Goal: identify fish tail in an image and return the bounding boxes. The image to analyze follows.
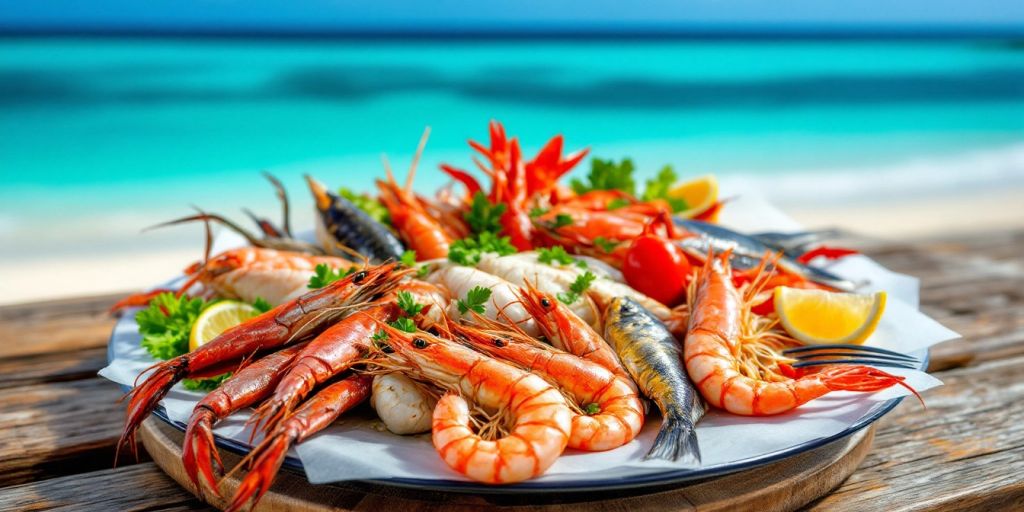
[645,414,701,465]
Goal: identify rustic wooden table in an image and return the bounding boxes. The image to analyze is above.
[2,229,1023,511]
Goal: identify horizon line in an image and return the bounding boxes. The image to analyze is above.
[3,23,1024,41]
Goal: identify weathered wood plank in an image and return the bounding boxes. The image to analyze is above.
[0,378,140,486]
[0,347,109,390]
[0,463,212,512]
[810,354,1024,511]
[0,293,124,359]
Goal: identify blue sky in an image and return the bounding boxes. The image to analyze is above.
[1,0,1023,31]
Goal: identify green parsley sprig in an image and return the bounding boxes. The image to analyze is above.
[465,192,506,235]
[537,245,587,269]
[135,292,265,391]
[593,236,618,254]
[557,271,597,305]
[457,286,492,315]
[448,232,517,266]
[136,293,210,361]
[570,158,636,196]
[396,291,425,317]
[307,264,357,289]
[389,317,418,333]
[551,213,574,229]
[642,166,689,212]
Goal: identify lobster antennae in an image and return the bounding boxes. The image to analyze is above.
[405,126,431,194]
[242,208,283,239]
[262,171,292,237]
[144,211,264,249]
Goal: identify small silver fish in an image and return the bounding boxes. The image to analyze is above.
[675,219,858,292]
[604,297,705,464]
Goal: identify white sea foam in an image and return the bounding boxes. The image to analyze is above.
[719,142,1024,206]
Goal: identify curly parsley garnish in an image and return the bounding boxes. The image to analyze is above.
[184,373,231,392]
[307,264,357,289]
[136,293,210,361]
[465,192,506,235]
[570,157,636,196]
[557,271,597,305]
[457,286,492,315]
[593,236,618,254]
[448,232,517,266]
[389,317,418,333]
[551,213,575,229]
[251,297,273,313]
[135,292,266,391]
[537,246,588,269]
[642,166,689,213]
[396,291,425,317]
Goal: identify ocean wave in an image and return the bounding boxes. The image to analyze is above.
[720,142,1024,205]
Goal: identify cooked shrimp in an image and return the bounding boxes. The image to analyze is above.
[516,281,633,386]
[376,128,453,260]
[370,372,437,435]
[450,318,643,451]
[425,263,538,336]
[475,252,599,325]
[110,247,356,312]
[371,323,573,484]
[685,253,915,415]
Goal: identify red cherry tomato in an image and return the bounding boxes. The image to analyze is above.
[623,231,691,307]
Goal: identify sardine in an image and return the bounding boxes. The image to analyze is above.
[306,175,406,262]
[603,296,705,464]
[675,219,858,292]
[751,228,843,258]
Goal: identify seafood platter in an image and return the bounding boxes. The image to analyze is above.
[102,122,954,510]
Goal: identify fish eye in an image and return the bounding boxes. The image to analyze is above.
[413,338,429,349]
[380,344,394,354]
[492,337,506,347]
[539,297,552,309]
[352,271,368,284]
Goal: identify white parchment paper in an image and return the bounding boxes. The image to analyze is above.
[99,194,958,485]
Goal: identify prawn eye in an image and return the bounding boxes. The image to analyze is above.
[413,338,429,349]
[352,271,368,285]
[540,297,552,309]
[380,344,394,354]
[426,326,441,336]
[492,337,506,347]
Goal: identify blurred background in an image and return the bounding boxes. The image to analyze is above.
[1,1,1022,304]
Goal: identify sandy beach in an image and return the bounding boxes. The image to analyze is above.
[2,185,1021,306]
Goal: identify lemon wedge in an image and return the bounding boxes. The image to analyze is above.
[774,287,886,345]
[669,174,718,220]
[189,301,260,351]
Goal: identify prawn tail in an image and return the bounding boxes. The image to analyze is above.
[644,413,701,465]
[818,365,924,406]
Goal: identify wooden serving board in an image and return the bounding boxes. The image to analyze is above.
[140,417,875,512]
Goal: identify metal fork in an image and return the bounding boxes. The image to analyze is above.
[782,344,920,369]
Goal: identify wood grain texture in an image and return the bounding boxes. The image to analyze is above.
[808,354,1024,512]
[0,463,213,512]
[0,229,1022,510]
[140,417,875,512]
[0,378,141,486]
[0,292,122,359]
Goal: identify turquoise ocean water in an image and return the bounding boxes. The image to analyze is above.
[1,37,1023,257]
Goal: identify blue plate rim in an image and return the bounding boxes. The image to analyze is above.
[108,312,926,494]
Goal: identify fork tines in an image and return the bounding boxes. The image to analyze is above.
[783,344,920,369]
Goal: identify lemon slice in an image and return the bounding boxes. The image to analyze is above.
[669,174,718,220]
[190,301,260,351]
[774,287,886,345]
